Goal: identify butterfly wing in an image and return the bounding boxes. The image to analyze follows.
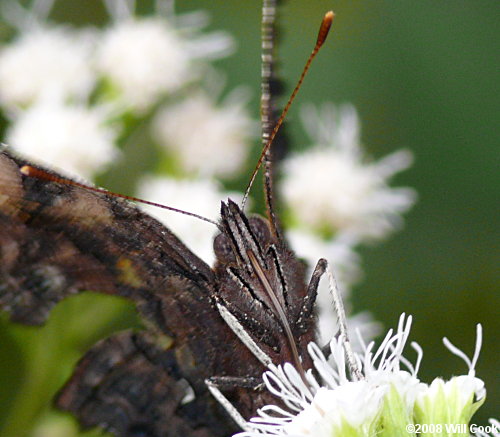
[56,330,231,437]
[0,148,213,325]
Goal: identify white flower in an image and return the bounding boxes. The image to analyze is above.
[152,91,255,178]
[284,382,383,436]
[415,329,487,429]
[230,315,493,437]
[0,26,96,110]
[6,97,118,179]
[280,103,416,242]
[96,17,191,111]
[97,1,233,112]
[136,176,242,265]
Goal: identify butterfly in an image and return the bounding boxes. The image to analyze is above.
[0,6,334,437]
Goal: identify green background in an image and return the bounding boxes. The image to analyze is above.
[0,1,498,435]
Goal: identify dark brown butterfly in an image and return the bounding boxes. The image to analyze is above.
[0,5,334,437]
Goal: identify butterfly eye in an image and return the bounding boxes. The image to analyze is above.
[213,233,236,264]
[249,216,271,248]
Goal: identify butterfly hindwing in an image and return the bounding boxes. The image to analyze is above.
[56,330,227,437]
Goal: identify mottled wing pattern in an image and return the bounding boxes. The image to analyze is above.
[56,330,223,437]
[0,149,213,327]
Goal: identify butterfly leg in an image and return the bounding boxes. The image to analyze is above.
[206,375,262,390]
[300,258,363,380]
[295,258,327,330]
[205,376,262,431]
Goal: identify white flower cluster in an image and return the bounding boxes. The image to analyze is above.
[152,90,256,178]
[0,26,95,109]
[6,97,118,179]
[282,103,416,344]
[282,103,416,243]
[96,17,191,112]
[235,315,495,437]
[0,0,251,180]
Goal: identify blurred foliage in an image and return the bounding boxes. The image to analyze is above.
[0,1,498,436]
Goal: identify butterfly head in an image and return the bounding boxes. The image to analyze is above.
[212,199,314,371]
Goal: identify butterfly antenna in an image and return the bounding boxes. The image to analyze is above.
[241,11,334,211]
[19,165,220,227]
[260,0,285,241]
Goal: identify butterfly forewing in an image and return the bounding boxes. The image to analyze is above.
[0,150,211,325]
